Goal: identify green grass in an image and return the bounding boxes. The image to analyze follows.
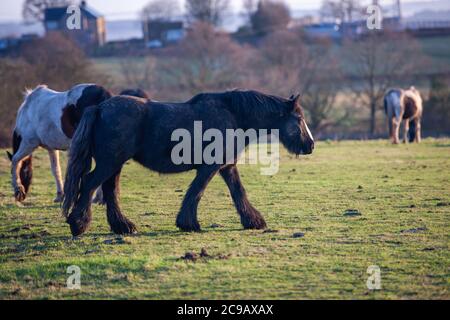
[0,140,449,299]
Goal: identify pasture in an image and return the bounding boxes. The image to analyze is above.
[0,139,449,299]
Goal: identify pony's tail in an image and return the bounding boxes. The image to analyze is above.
[7,130,33,195]
[408,119,416,143]
[62,106,98,218]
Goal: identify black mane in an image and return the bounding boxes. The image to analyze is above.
[187,90,290,118]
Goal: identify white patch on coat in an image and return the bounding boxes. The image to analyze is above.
[15,84,93,150]
[303,119,314,141]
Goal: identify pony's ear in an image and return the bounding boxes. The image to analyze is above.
[6,151,12,161]
[289,94,301,110]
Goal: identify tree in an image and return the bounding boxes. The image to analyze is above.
[250,0,291,35]
[344,32,428,136]
[0,59,37,147]
[22,0,74,23]
[19,33,109,90]
[320,0,362,23]
[242,0,257,25]
[185,0,230,27]
[162,22,248,94]
[119,57,158,93]
[257,29,346,134]
[423,75,450,134]
[141,0,180,22]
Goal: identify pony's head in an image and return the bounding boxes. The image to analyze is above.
[6,131,33,200]
[278,94,314,156]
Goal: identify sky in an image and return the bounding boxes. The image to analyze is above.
[0,0,441,22]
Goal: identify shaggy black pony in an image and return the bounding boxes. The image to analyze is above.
[62,90,314,236]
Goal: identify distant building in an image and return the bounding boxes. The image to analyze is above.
[143,20,185,48]
[44,1,106,48]
[0,34,39,52]
[303,23,341,40]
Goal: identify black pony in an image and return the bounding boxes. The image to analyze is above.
[62,90,314,236]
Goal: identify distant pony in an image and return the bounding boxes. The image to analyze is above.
[62,90,315,237]
[384,86,423,144]
[7,84,112,203]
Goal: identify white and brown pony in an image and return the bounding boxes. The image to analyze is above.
[384,86,423,144]
[7,84,112,203]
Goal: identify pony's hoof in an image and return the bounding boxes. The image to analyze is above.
[111,219,137,235]
[54,193,64,203]
[67,216,90,237]
[243,218,267,230]
[14,186,26,202]
[176,220,201,232]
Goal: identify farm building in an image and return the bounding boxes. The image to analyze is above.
[143,20,185,48]
[44,1,106,49]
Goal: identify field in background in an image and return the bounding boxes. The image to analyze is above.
[92,35,450,92]
[0,140,449,299]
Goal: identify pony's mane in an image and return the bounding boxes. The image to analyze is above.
[386,88,403,96]
[17,85,49,114]
[404,87,422,106]
[24,84,48,98]
[188,89,289,117]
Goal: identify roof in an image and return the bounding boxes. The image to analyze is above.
[44,4,103,22]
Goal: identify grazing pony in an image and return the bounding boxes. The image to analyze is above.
[7,84,112,202]
[384,86,423,144]
[62,90,315,236]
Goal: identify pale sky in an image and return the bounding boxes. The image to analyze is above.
[0,0,442,22]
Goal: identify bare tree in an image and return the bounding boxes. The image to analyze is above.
[19,33,109,90]
[242,0,257,25]
[250,0,291,35]
[423,75,450,133]
[320,0,362,23]
[0,59,37,147]
[141,0,180,22]
[119,57,157,93]
[345,32,428,136]
[257,29,346,133]
[22,0,74,23]
[185,0,230,27]
[162,22,248,94]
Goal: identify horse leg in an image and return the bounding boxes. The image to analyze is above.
[392,118,401,144]
[403,119,410,144]
[66,167,111,236]
[48,149,64,203]
[388,117,394,141]
[220,165,267,230]
[176,165,220,232]
[11,142,36,202]
[92,187,105,205]
[414,118,422,143]
[103,168,137,235]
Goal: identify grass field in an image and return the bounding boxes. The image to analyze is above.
[0,140,449,299]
